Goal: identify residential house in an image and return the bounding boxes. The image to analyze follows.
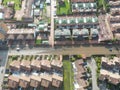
[8,75,19,89]
[99,69,120,85]
[19,76,30,88]
[73,60,88,90]
[41,60,51,71]
[31,60,41,71]
[52,74,63,88]
[41,74,52,88]
[51,60,63,71]
[20,60,31,72]
[9,60,21,71]
[30,75,41,88]
[7,28,35,45]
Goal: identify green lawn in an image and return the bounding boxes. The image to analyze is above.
[3,0,21,10]
[63,60,74,90]
[35,39,42,45]
[57,0,72,15]
[97,0,109,12]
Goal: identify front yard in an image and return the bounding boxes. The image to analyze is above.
[63,60,74,90]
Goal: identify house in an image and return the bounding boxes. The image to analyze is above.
[73,60,88,90]
[19,76,30,88]
[20,60,31,72]
[10,60,21,71]
[31,60,41,71]
[8,75,19,88]
[7,28,35,45]
[51,60,63,71]
[101,57,120,70]
[3,7,14,19]
[99,69,120,85]
[52,74,63,88]
[41,60,51,71]
[75,60,86,73]
[30,75,41,88]
[22,0,34,22]
[41,74,52,88]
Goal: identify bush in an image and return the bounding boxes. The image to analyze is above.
[12,55,18,60]
[76,55,82,59]
[71,57,76,62]
[87,67,91,73]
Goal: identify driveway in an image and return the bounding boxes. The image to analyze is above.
[87,57,99,90]
[0,50,8,89]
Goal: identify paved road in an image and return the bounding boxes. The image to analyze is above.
[0,50,8,90]
[8,45,120,56]
[49,0,55,47]
[88,58,99,90]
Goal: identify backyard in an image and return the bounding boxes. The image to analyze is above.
[3,0,21,10]
[57,0,72,15]
[63,60,74,90]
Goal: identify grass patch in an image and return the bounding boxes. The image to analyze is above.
[35,39,42,45]
[63,60,74,90]
[57,0,72,15]
[97,0,109,12]
[3,0,21,10]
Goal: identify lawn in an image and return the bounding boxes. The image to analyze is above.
[35,39,42,45]
[97,0,109,12]
[63,60,74,90]
[3,0,21,10]
[57,0,72,15]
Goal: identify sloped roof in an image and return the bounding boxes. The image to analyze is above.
[26,34,33,40]
[8,34,14,40]
[17,34,24,40]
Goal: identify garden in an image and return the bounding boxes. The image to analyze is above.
[3,0,21,10]
[56,0,72,15]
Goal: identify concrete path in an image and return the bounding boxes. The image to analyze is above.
[87,58,99,90]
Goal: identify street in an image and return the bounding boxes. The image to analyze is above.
[87,58,99,90]
[0,50,8,90]
[8,45,120,56]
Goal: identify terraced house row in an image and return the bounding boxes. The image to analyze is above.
[6,55,63,89]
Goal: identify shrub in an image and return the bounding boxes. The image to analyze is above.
[71,57,76,62]
[12,55,18,60]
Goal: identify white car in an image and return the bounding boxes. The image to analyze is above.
[16,47,20,51]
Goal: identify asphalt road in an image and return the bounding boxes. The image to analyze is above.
[0,50,8,90]
[8,45,120,56]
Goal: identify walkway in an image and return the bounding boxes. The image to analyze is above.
[87,58,99,90]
